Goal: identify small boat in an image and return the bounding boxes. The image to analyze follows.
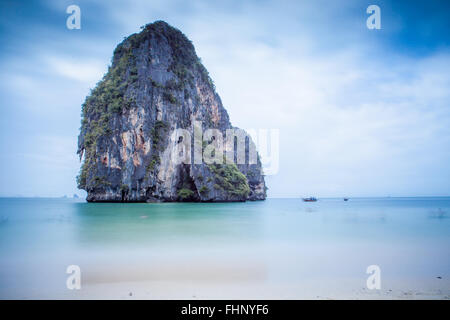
[344,198,349,201]
[302,197,317,202]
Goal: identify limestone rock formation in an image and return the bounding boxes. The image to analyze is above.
[77,21,266,202]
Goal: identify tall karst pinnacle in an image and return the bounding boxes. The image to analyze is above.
[77,21,266,202]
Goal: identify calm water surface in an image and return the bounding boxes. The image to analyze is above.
[0,197,449,298]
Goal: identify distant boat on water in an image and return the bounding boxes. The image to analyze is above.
[302,197,317,202]
[344,198,349,201]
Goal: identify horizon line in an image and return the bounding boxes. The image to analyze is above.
[1,195,450,200]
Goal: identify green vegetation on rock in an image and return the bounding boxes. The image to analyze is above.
[199,185,209,195]
[77,43,138,190]
[163,92,177,104]
[146,120,169,177]
[208,163,250,198]
[177,188,195,200]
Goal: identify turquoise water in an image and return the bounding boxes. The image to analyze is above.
[0,197,449,298]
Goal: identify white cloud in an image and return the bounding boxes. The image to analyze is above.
[18,135,79,168]
[45,56,106,83]
[1,0,449,197]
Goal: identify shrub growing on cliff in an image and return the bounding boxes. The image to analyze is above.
[93,177,111,188]
[208,163,250,198]
[145,120,169,178]
[163,92,177,104]
[146,158,159,174]
[120,184,129,194]
[177,188,195,200]
[151,121,169,147]
[199,185,209,195]
[76,164,88,189]
[150,78,163,88]
[165,79,183,91]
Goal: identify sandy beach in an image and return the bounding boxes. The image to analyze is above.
[2,257,449,300]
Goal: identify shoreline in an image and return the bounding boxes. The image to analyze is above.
[3,279,449,300]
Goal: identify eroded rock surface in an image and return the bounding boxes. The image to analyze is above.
[77,21,266,202]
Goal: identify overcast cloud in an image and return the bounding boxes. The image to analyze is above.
[0,0,449,197]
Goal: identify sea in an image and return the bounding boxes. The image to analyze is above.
[0,197,449,299]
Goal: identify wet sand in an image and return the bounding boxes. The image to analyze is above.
[3,259,449,299]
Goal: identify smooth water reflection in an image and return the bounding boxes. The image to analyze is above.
[0,197,449,298]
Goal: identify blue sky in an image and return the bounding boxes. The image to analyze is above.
[0,0,449,198]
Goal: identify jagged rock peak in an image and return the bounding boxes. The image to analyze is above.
[77,20,266,202]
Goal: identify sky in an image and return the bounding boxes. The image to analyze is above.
[0,0,449,198]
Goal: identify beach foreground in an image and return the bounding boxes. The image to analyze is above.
[0,198,449,299]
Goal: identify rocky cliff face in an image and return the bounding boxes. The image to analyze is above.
[77,21,266,202]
